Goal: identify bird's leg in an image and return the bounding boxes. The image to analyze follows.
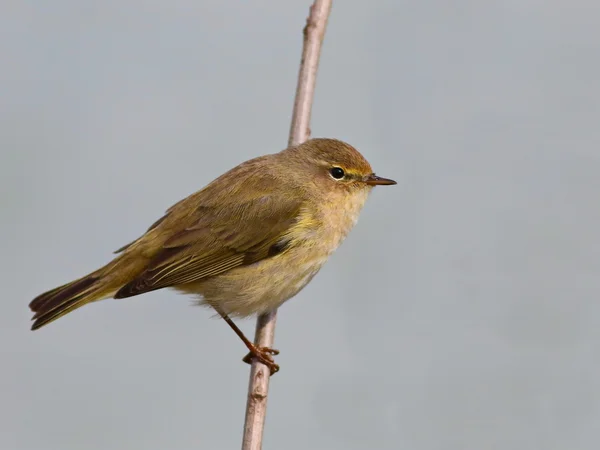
[216,310,280,375]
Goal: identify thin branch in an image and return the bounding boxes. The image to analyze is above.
[240,1,333,450]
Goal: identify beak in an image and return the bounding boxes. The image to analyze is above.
[364,173,397,186]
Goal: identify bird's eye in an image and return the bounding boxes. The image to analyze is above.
[329,167,345,179]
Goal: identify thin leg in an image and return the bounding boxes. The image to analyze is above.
[216,309,280,375]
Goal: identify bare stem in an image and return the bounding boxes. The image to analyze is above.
[240,1,333,450]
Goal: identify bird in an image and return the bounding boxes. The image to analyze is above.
[29,138,396,374]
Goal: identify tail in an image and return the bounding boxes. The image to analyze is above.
[29,272,115,330]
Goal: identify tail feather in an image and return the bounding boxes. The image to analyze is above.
[29,275,111,330]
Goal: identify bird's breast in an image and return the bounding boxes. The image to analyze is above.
[293,188,371,253]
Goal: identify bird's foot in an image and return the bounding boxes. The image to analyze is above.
[242,345,280,375]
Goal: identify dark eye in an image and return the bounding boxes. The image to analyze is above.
[330,167,345,179]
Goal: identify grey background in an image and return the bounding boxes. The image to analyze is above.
[2,1,599,449]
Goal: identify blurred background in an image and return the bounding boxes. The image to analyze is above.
[2,1,600,449]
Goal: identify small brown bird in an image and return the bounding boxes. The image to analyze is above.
[29,138,395,373]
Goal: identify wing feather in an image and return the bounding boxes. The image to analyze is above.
[114,191,302,299]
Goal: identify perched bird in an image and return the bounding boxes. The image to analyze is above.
[29,138,396,373]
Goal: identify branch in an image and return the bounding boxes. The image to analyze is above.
[240,1,333,449]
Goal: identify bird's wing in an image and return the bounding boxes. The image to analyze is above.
[114,189,303,298]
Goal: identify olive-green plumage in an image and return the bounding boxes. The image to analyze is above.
[29,138,395,369]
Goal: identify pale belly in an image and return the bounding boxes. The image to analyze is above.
[180,247,329,317]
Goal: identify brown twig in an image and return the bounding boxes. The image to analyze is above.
[240,1,333,449]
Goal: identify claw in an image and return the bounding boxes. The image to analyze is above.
[242,346,280,375]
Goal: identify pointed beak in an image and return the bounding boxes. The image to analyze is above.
[364,173,397,186]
